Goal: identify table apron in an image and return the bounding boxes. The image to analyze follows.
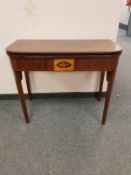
[10,55,118,71]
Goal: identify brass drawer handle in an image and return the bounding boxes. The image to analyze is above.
[54,59,74,71]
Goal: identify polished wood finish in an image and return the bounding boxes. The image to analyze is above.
[6,40,122,124]
[6,40,121,54]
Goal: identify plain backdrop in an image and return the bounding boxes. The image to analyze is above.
[0,0,122,94]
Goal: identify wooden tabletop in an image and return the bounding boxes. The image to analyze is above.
[6,39,122,55]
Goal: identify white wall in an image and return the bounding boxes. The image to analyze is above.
[120,0,130,25]
[0,0,122,94]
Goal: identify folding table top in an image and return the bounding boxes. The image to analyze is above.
[6,39,122,55]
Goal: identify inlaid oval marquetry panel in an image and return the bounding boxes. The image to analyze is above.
[54,59,75,71]
[57,61,72,68]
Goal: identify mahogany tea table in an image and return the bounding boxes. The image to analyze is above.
[6,40,122,125]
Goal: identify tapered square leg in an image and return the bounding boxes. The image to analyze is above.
[14,71,30,123]
[24,71,32,100]
[97,71,105,101]
[101,71,116,125]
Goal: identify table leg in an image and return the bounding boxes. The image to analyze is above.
[24,72,32,100]
[101,71,116,125]
[97,71,105,101]
[14,71,30,123]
